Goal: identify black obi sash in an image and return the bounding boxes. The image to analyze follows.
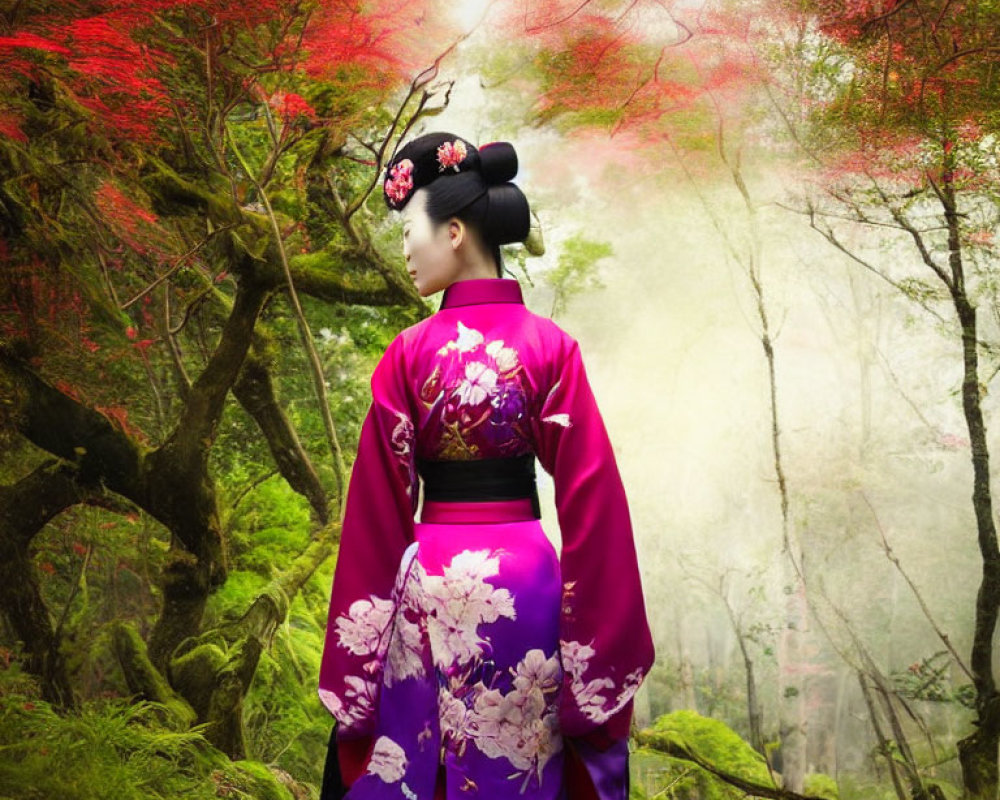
[416,453,542,519]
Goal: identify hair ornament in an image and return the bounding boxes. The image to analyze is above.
[381,133,526,228]
[384,159,414,205]
[523,209,545,256]
[436,139,468,172]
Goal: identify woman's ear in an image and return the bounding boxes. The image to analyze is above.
[448,218,465,250]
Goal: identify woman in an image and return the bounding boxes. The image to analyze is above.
[318,132,655,800]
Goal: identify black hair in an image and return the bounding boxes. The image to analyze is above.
[384,135,531,276]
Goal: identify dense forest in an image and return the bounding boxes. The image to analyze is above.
[2,0,1000,798]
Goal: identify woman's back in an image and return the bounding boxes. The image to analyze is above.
[399,278,570,463]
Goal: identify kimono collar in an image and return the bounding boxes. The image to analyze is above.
[440,278,524,309]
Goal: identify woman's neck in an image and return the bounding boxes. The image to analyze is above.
[452,243,498,281]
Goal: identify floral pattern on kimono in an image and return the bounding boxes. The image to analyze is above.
[418,321,533,460]
[334,544,568,792]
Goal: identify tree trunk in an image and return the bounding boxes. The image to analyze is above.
[940,158,1000,798]
[778,575,808,793]
[0,460,106,708]
[953,294,1000,799]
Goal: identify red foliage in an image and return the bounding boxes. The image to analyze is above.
[94,403,148,442]
[0,0,446,147]
[0,111,28,143]
[300,0,451,87]
[809,0,998,123]
[0,10,172,145]
[0,260,108,359]
[93,180,174,261]
[268,91,318,123]
[495,0,774,174]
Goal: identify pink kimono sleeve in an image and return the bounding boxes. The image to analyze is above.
[317,334,418,748]
[531,336,655,740]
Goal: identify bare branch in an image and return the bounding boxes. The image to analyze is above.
[861,491,974,682]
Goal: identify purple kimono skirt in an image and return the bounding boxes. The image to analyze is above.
[341,499,629,800]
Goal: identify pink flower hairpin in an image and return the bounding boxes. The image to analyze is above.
[436,139,467,172]
[385,158,414,204]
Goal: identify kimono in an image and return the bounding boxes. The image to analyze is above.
[318,278,655,800]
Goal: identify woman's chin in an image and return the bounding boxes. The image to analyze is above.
[416,279,445,298]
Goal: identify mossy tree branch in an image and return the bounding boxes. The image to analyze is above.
[0,459,99,707]
[634,728,829,800]
[232,353,329,524]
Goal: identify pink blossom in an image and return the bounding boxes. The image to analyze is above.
[385,158,414,204]
[436,139,467,171]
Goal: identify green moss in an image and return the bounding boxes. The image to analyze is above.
[804,772,840,799]
[230,760,294,800]
[170,642,228,716]
[635,710,776,799]
[205,570,272,623]
[651,709,772,781]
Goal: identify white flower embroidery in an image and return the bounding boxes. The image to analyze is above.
[542,413,572,427]
[390,412,413,458]
[514,648,561,694]
[383,545,427,687]
[341,674,377,727]
[576,676,617,721]
[455,321,483,351]
[560,639,596,682]
[418,550,516,669]
[385,610,426,686]
[455,361,498,406]
[335,596,394,657]
[470,649,563,783]
[438,321,484,355]
[366,736,408,783]
[390,411,416,497]
[559,639,645,724]
[615,667,646,707]
[486,339,519,372]
[318,688,343,717]
[383,550,518,679]
[351,543,568,792]
[440,689,472,748]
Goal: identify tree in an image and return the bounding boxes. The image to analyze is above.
[770,1,1000,795]
[0,0,455,765]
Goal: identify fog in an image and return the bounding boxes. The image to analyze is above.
[422,57,988,784]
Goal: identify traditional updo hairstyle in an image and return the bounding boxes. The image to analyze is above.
[382,133,531,277]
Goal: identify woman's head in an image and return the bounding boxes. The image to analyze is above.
[383,133,531,295]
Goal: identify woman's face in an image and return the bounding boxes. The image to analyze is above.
[401,188,458,297]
